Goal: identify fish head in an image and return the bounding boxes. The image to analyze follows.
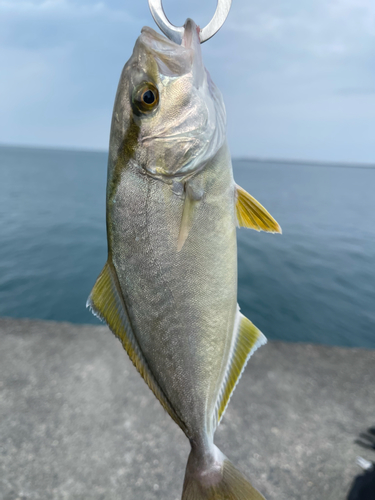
[109,19,226,184]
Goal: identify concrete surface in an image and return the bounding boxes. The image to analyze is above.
[0,317,374,500]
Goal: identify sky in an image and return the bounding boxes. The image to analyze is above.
[1,0,374,162]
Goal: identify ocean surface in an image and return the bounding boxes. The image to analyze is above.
[1,145,374,348]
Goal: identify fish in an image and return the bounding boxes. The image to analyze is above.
[87,18,281,500]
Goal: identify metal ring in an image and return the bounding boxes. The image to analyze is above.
[148,0,232,45]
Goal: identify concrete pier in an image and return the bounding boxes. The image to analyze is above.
[1,318,374,500]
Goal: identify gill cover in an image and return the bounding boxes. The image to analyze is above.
[111,19,226,184]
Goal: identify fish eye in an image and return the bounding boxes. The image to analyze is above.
[142,90,155,104]
[132,82,159,115]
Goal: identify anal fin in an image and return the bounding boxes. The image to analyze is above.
[216,306,267,425]
[87,260,187,434]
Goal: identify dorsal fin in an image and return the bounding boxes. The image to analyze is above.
[235,183,282,233]
[215,306,267,426]
[87,260,188,434]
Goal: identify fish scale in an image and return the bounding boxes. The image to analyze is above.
[111,147,237,437]
[88,18,281,500]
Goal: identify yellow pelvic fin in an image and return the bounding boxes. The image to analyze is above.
[86,261,187,434]
[235,184,282,233]
[216,308,267,425]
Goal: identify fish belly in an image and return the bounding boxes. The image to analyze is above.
[109,146,237,438]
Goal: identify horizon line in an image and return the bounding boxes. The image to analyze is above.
[1,142,375,169]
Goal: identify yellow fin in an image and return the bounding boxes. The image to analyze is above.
[216,307,267,425]
[235,184,282,233]
[183,451,266,500]
[87,261,187,434]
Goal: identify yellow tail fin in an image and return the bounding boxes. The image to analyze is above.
[182,444,266,500]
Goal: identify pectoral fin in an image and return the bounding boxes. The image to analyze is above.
[215,306,267,426]
[177,182,203,251]
[235,184,282,233]
[86,261,187,434]
[177,194,194,252]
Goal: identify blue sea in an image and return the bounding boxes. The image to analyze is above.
[1,145,374,348]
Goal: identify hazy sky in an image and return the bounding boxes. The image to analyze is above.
[1,0,374,162]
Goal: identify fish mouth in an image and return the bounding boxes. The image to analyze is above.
[182,19,205,88]
[181,18,201,49]
[140,18,201,50]
[139,19,204,87]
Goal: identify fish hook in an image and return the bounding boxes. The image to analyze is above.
[148,0,232,45]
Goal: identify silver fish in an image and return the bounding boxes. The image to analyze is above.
[88,19,281,500]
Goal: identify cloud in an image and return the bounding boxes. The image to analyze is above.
[0,0,142,150]
[0,0,137,52]
[0,0,108,15]
[0,0,374,161]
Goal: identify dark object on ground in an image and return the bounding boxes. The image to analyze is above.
[347,468,375,500]
[356,431,375,451]
[347,428,375,500]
